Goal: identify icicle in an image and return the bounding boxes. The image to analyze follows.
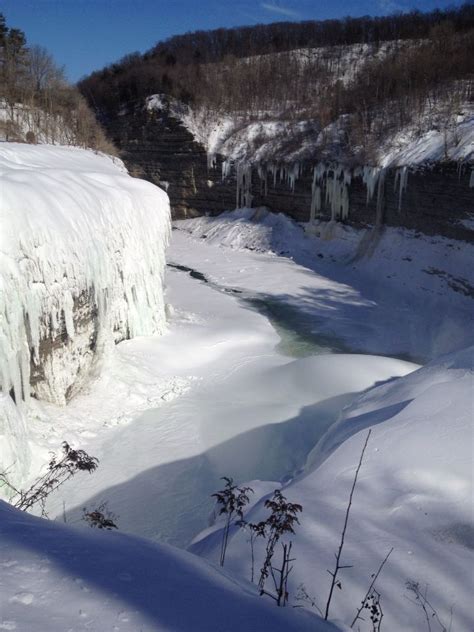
[267,163,277,187]
[207,152,217,170]
[394,166,408,212]
[279,165,285,184]
[257,164,268,197]
[0,393,32,488]
[310,163,325,223]
[286,162,301,193]
[236,163,253,209]
[469,167,474,188]
[375,168,387,225]
[341,181,350,220]
[323,164,352,221]
[362,166,381,206]
[221,159,232,182]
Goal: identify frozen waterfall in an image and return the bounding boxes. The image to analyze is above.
[0,143,171,409]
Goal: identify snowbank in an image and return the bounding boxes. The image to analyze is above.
[0,143,170,410]
[192,346,474,630]
[0,500,339,632]
[380,112,474,166]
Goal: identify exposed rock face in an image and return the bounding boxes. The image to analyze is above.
[107,105,233,218]
[28,291,100,404]
[248,162,474,242]
[107,105,474,242]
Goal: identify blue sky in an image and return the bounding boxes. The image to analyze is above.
[1,1,467,81]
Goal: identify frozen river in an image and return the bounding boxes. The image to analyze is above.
[41,230,416,546]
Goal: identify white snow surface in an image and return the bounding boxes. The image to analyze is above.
[380,111,474,166]
[192,346,474,631]
[2,209,472,631]
[29,256,415,546]
[0,500,339,632]
[0,143,171,409]
[175,209,474,360]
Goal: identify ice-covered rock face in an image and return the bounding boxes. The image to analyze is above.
[0,143,171,407]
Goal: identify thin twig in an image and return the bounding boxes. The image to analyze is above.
[324,429,372,620]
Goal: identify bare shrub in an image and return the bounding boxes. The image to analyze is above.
[0,442,98,517]
[82,501,118,530]
[212,476,253,567]
[257,489,302,599]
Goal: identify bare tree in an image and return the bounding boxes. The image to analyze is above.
[27,44,65,93]
[238,519,267,583]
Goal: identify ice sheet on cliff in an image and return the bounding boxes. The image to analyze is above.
[0,143,171,408]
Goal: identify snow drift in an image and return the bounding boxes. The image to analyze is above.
[0,500,338,632]
[192,346,474,631]
[0,143,171,409]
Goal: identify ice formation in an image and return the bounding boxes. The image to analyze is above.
[226,155,471,230]
[230,160,391,223]
[222,158,232,181]
[0,143,171,408]
[236,162,253,208]
[308,163,389,224]
[361,166,382,205]
[394,166,409,211]
[207,152,217,170]
[0,393,31,487]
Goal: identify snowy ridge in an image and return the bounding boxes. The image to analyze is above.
[0,143,171,408]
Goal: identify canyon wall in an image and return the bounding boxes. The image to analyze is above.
[108,105,474,243]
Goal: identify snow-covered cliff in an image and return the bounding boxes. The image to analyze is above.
[0,143,171,411]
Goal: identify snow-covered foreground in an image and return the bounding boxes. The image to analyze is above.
[0,500,338,632]
[170,214,473,630]
[2,208,472,630]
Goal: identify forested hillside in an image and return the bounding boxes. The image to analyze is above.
[0,13,113,150]
[79,4,473,161]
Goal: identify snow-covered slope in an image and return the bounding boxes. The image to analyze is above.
[0,500,339,632]
[192,346,474,631]
[0,143,170,410]
[146,92,474,167]
[0,102,76,146]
